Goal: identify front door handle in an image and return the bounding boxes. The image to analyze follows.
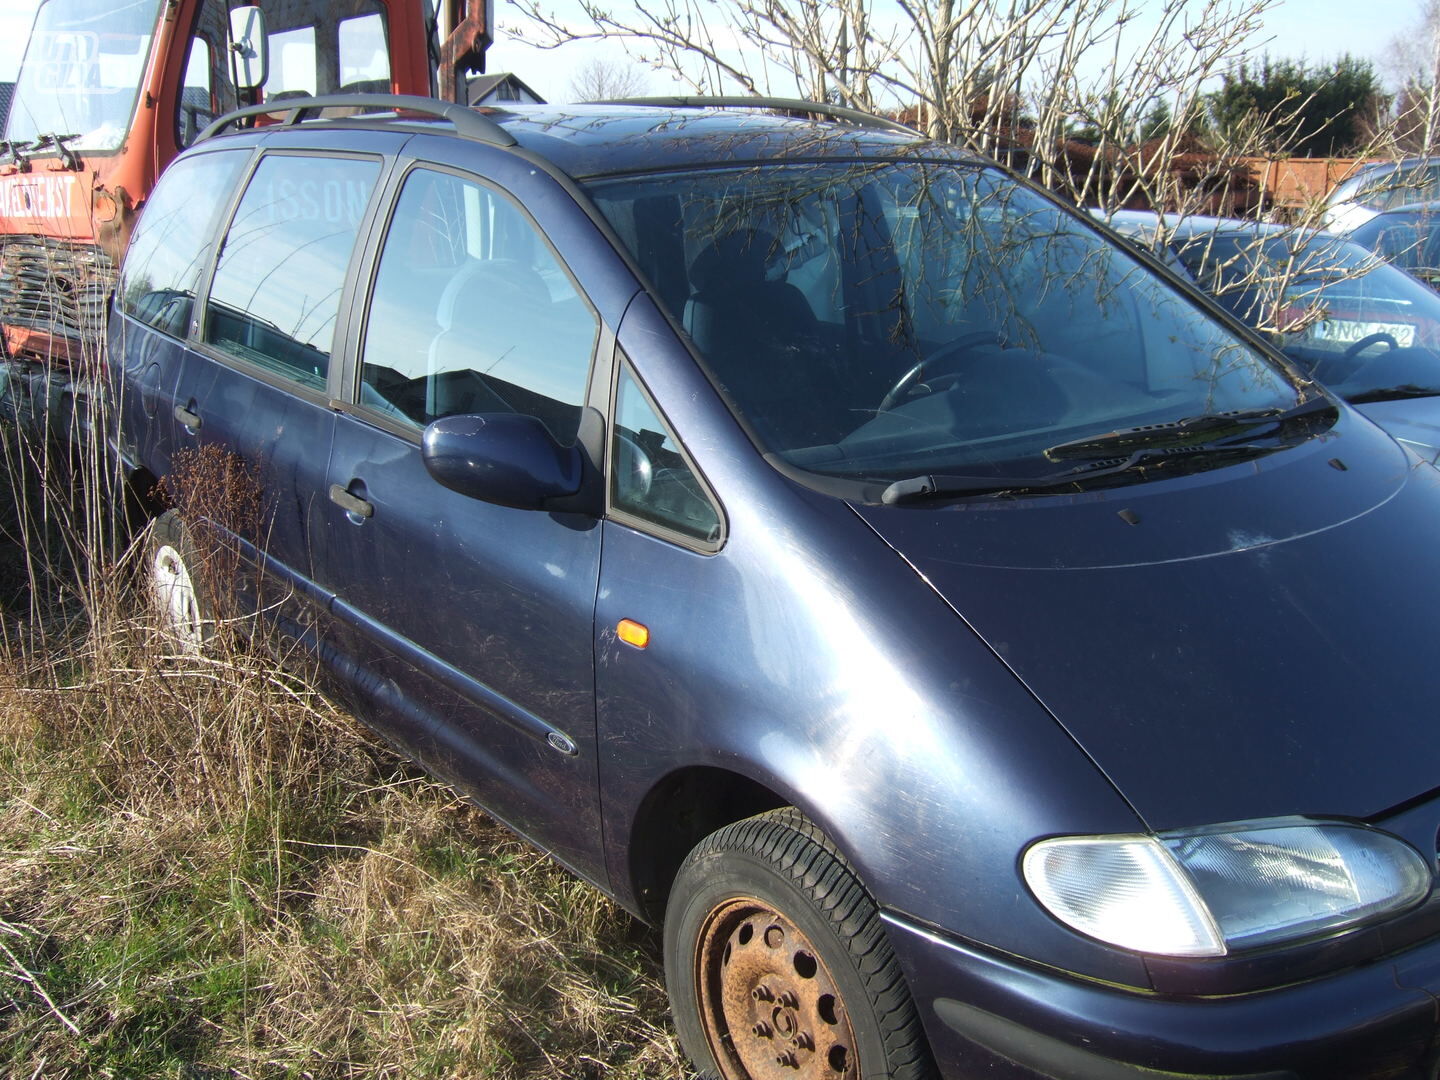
[174,404,201,432]
[328,483,374,519]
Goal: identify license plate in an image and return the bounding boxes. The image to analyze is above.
[1307,319,1416,347]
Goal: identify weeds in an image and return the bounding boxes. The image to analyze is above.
[0,395,684,1076]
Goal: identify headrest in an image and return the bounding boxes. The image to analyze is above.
[689,228,780,293]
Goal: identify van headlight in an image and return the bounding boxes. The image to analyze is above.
[1022,818,1432,957]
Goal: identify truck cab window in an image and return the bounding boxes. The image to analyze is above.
[339,13,390,93]
[267,26,319,98]
[178,37,213,147]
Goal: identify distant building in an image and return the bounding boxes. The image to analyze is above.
[0,82,13,134]
[466,73,544,107]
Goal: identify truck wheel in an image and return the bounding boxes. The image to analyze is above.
[146,510,211,653]
[664,807,936,1080]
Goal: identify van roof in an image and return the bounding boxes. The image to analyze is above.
[198,95,960,181]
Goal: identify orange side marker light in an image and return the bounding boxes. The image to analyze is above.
[617,618,650,649]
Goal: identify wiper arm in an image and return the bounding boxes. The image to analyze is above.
[882,472,1064,503]
[1346,385,1440,405]
[1043,398,1334,462]
[0,140,34,172]
[882,442,1269,504]
[34,132,82,171]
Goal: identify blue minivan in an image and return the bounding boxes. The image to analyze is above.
[111,95,1440,1080]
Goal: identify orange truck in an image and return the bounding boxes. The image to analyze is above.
[0,0,490,426]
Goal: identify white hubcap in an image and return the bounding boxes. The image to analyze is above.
[151,542,204,651]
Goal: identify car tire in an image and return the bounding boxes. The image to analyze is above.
[664,807,937,1080]
[146,510,212,653]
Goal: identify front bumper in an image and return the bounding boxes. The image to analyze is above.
[883,911,1440,1080]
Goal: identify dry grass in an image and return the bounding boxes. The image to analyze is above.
[0,416,688,1077]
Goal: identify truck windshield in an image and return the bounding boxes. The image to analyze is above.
[5,0,164,153]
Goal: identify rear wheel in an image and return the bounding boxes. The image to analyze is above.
[664,807,937,1080]
[146,510,212,653]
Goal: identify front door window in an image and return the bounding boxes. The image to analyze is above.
[359,166,599,442]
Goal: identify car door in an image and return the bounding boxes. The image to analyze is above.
[171,148,387,633]
[111,146,250,485]
[314,151,626,884]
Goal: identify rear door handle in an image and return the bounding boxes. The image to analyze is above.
[328,483,373,518]
[174,404,201,432]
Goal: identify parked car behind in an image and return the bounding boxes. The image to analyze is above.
[1320,157,1440,233]
[1103,210,1440,462]
[112,95,1440,1080]
[1347,201,1440,290]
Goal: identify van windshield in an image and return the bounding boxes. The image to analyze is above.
[5,0,163,153]
[586,162,1302,487]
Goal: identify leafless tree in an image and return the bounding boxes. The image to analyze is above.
[512,0,1440,250]
[566,55,650,100]
[1385,1,1440,156]
[1009,0,1273,213]
[509,0,1286,208]
[510,0,889,102]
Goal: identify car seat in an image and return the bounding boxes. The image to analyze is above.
[682,228,826,444]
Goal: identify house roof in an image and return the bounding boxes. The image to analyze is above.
[466,73,545,105]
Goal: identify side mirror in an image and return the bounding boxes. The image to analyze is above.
[228,7,270,91]
[422,413,583,510]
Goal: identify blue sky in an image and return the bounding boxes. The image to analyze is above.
[0,0,1415,101]
[1253,0,1407,68]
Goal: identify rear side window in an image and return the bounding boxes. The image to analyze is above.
[203,154,379,389]
[119,149,248,338]
[358,167,599,443]
[1354,169,1396,207]
[1355,164,1440,211]
[1327,174,1363,206]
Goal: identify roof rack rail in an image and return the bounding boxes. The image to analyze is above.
[590,95,921,136]
[197,94,517,147]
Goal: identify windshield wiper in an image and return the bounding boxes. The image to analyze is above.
[1346,385,1440,405]
[881,442,1269,504]
[1043,397,1335,462]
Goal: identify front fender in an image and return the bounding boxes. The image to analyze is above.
[593,479,1150,989]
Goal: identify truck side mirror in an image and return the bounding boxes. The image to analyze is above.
[228,7,270,91]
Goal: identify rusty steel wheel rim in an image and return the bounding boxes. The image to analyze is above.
[694,896,860,1079]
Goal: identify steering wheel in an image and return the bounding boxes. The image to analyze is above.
[1343,331,1399,362]
[878,332,1005,412]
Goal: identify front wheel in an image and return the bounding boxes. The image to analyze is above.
[664,808,937,1080]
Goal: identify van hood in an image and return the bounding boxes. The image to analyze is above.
[849,414,1440,830]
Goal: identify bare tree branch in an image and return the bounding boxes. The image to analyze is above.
[567,55,651,100]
